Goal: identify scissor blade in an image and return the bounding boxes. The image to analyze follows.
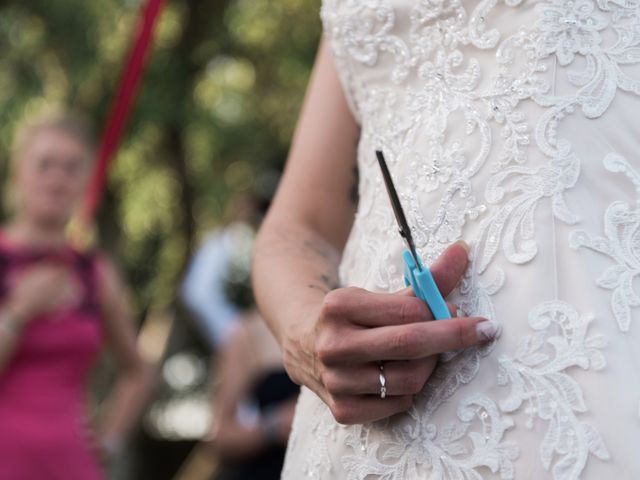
[375,150,422,271]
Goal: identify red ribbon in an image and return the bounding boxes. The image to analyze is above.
[81,0,165,223]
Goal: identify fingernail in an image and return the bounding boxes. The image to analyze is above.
[454,239,470,253]
[476,320,500,342]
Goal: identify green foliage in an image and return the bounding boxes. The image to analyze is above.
[0,0,322,313]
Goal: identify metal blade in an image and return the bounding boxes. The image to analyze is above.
[375,150,422,271]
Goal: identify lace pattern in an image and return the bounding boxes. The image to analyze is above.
[570,153,640,332]
[497,301,609,478]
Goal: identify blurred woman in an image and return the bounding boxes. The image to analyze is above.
[0,113,153,480]
[207,302,298,480]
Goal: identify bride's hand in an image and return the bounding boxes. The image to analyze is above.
[282,242,499,425]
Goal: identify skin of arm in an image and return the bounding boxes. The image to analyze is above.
[252,38,497,425]
[253,35,360,349]
[253,35,359,385]
[94,257,155,454]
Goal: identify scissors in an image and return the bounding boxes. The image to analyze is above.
[376,150,451,320]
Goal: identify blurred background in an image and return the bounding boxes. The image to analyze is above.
[0,0,321,478]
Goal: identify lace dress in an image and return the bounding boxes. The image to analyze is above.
[282,1,640,479]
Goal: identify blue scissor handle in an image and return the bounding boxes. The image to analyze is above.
[402,250,450,320]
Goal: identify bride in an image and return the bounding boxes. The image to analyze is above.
[252,1,640,479]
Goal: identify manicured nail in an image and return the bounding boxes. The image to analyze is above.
[476,320,500,342]
[454,239,470,253]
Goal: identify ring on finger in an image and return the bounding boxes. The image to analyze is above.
[378,363,387,399]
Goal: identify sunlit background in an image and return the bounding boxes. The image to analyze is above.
[0,0,321,478]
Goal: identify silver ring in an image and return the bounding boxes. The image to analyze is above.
[379,364,387,399]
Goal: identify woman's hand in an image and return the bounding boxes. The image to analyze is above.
[282,242,499,425]
[7,263,79,324]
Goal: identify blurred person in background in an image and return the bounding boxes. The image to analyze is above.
[180,194,265,351]
[0,113,154,480]
[207,308,298,480]
[184,191,298,480]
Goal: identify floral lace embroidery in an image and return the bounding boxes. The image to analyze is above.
[342,394,518,480]
[537,0,608,67]
[476,143,580,275]
[498,301,609,479]
[534,0,640,119]
[569,153,640,332]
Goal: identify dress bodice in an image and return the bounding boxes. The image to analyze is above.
[283,1,640,479]
[0,238,103,409]
[0,236,105,480]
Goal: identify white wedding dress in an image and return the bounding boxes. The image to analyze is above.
[282,1,640,478]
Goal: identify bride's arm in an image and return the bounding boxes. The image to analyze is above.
[253,37,358,353]
[252,38,497,425]
[253,37,365,412]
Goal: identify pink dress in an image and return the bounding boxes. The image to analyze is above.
[0,234,105,480]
